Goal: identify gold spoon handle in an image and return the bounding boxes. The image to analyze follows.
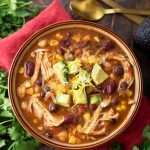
[102,0,145,24]
[105,8,150,15]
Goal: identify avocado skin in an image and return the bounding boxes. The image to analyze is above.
[133,17,150,51]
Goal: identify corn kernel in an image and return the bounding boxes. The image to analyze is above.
[72,34,80,42]
[126,90,133,97]
[83,35,91,41]
[56,33,63,39]
[24,81,31,88]
[116,106,121,112]
[110,73,115,79]
[69,136,77,144]
[34,86,41,93]
[121,104,126,111]
[77,124,82,132]
[83,113,91,121]
[56,54,63,60]
[18,67,24,74]
[49,40,58,46]
[26,88,34,95]
[33,119,38,124]
[94,37,100,42]
[32,93,40,98]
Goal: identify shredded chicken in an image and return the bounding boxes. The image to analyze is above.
[81,103,119,135]
[100,97,111,108]
[100,109,119,121]
[81,105,103,135]
[31,51,43,83]
[28,97,64,127]
[105,51,134,95]
[41,52,53,81]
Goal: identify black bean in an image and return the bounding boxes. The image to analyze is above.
[60,40,71,47]
[113,66,124,76]
[101,40,115,51]
[111,97,119,105]
[110,119,117,124]
[120,82,128,90]
[44,86,51,92]
[40,91,46,98]
[26,61,35,76]
[49,103,58,112]
[45,132,53,138]
[64,115,77,124]
[57,47,65,55]
[36,79,42,86]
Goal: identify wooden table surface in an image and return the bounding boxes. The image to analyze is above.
[32,0,150,149]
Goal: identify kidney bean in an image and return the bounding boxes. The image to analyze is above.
[105,80,117,94]
[26,61,35,76]
[111,97,119,105]
[77,104,89,113]
[45,132,53,138]
[60,40,71,47]
[90,104,98,111]
[64,115,77,124]
[113,66,124,76]
[49,103,58,112]
[120,82,128,90]
[101,40,115,51]
[36,79,42,86]
[57,47,65,55]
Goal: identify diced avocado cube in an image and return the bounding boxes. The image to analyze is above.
[90,95,102,104]
[55,92,71,107]
[73,88,87,104]
[66,59,81,74]
[91,63,108,85]
[53,61,68,85]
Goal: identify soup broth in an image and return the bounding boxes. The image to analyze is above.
[16,27,135,144]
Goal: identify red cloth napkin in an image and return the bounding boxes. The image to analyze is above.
[0,0,150,149]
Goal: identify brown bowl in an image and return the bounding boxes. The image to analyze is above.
[8,20,142,150]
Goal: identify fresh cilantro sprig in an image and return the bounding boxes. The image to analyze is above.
[0,0,43,38]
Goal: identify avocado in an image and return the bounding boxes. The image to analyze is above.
[53,61,68,85]
[91,63,108,85]
[134,17,150,51]
[55,92,71,107]
[66,59,81,74]
[90,95,101,104]
[72,88,87,104]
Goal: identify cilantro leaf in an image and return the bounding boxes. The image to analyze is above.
[133,146,139,150]
[0,125,7,135]
[0,139,6,148]
[111,142,124,150]
[142,125,150,139]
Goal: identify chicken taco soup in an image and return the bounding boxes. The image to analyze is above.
[16,27,136,145]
